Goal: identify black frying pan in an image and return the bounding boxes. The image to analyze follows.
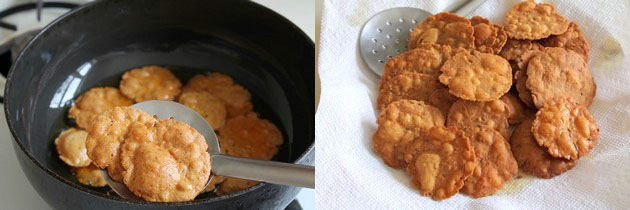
[5,0,314,209]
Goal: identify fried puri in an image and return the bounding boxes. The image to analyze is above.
[73,164,107,187]
[119,65,182,102]
[120,119,211,202]
[218,113,283,160]
[182,73,253,117]
[55,128,91,167]
[178,91,227,130]
[373,100,445,168]
[404,126,476,200]
[68,87,133,129]
[85,107,156,181]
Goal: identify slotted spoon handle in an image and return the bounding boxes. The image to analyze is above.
[446,0,488,17]
[212,154,315,188]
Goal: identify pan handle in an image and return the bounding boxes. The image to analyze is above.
[211,154,315,188]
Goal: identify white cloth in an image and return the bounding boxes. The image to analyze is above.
[315,0,630,209]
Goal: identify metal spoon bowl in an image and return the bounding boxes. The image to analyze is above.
[102,100,314,200]
[359,0,488,76]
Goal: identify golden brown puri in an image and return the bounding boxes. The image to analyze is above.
[373,100,445,168]
[55,128,91,167]
[182,73,253,117]
[119,65,182,102]
[504,1,569,40]
[218,113,283,161]
[73,164,107,187]
[216,113,284,194]
[447,99,510,140]
[408,12,474,50]
[532,97,599,160]
[541,22,590,62]
[500,93,528,125]
[470,16,508,54]
[178,91,227,130]
[404,126,475,200]
[526,47,595,108]
[510,118,577,178]
[377,71,442,111]
[120,119,211,202]
[460,128,518,198]
[439,51,512,101]
[85,107,156,172]
[68,87,133,129]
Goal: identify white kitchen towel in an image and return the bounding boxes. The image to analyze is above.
[315,0,630,209]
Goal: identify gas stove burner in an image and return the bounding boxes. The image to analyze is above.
[0,1,78,31]
[0,1,79,102]
[0,21,16,31]
[0,1,78,77]
[0,29,38,80]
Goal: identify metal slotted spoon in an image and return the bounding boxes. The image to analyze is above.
[102,100,315,200]
[359,0,488,76]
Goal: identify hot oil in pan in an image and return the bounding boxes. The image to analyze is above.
[44,29,298,198]
[54,66,291,198]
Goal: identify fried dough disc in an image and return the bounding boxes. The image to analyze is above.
[215,113,283,195]
[181,72,234,93]
[218,113,283,160]
[55,128,91,167]
[182,73,253,117]
[119,65,182,102]
[373,100,445,168]
[439,51,512,101]
[178,91,227,129]
[68,87,133,129]
[404,126,476,200]
[377,71,442,111]
[85,107,156,170]
[500,39,544,69]
[500,93,528,125]
[408,12,474,50]
[120,119,211,202]
[460,128,518,198]
[515,70,535,108]
[526,47,596,108]
[541,22,590,62]
[447,99,510,139]
[504,1,569,40]
[510,118,576,178]
[216,178,259,196]
[380,44,459,87]
[470,16,490,25]
[532,97,599,160]
[73,164,107,187]
[428,88,458,117]
[470,16,507,54]
[202,175,225,193]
